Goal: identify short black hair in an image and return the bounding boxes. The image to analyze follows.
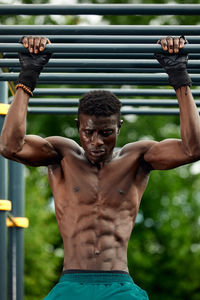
[78,90,122,124]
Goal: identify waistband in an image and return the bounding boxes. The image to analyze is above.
[60,270,134,284]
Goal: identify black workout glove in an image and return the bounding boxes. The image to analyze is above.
[154,37,192,90]
[16,39,51,92]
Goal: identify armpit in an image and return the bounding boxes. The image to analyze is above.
[139,156,154,172]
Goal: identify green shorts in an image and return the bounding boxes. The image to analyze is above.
[44,270,149,300]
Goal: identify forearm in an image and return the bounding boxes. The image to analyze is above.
[1,88,29,155]
[177,86,200,156]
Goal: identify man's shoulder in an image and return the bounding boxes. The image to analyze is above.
[118,140,157,173]
[45,136,81,155]
[119,140,157,156]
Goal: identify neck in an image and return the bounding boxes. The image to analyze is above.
[85,152,114,169]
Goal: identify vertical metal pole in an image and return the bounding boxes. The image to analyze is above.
[8,162,25,300]
[0,69,8,300]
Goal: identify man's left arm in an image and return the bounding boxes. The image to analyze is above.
[144,37,200,170]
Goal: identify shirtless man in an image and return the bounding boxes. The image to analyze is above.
[0,36,200,300]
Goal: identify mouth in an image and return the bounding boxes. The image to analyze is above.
[90,149,106,157]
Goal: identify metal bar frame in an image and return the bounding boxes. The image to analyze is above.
[0,43,199,54]
[25,98,200,107]
[33,88,179,97]
[1,58,200,69]
[0,70,8,300]
[1,73,200,86]
[8,162,25,300]
[26,107,199,116]
[8,68,200,74]
[1,35,200,44]
[5,52,200,60]
[0,25,200,36]
[0,4,200,16]
[33,88,200,97]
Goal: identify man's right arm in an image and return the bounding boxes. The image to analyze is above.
[0,36,62,166]
[0,87,61,166]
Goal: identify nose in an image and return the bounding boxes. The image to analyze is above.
[91,133,104,147]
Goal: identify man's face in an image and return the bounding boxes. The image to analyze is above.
[78,114,121,164]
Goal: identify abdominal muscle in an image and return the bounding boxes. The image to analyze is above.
[56,202,136,271]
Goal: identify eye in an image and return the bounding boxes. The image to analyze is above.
[100,130,114,137]
[84,130,93,136]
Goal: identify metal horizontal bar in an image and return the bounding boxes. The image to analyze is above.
[37,81,158,85]
[9,67,169,74]
[2,73,200,85]
[27,107,200,115]
[1,25,200,36]
[0,43,194,54]
[1,60,166,75]
[33,88,178,97]
[28,107,78,114]
[1,44,200,55]
[1,35,200,44]
[1,4,200,16]
[4,52,200,60]
[0,53,158,59]
[0,72,169,84]
[1,59,200,69]
[32,88,200,97]
[8,67,200,75]
[26,98,200,107]
[0,58,161,68]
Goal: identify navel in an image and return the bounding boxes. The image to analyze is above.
[73,186,80,193]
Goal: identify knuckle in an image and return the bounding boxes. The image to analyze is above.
[160,38,167,48]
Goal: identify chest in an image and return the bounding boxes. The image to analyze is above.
[60,153,143,207]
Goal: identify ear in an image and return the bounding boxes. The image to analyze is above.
[117,120,123,134]
[119,120,123,127]
[75,118,79,130]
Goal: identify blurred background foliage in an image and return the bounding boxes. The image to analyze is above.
[0,0,200,299]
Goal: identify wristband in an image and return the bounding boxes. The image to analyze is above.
[16,83,33,97]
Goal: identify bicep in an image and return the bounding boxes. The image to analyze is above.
[11,135,60,166]
[144,138,199,170]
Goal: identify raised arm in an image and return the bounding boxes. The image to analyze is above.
[0,37,60,166]
[144,37,200,170]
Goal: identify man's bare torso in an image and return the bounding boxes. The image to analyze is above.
[48,141,151,271]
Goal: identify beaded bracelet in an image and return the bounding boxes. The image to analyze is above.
[16,84,33,97]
